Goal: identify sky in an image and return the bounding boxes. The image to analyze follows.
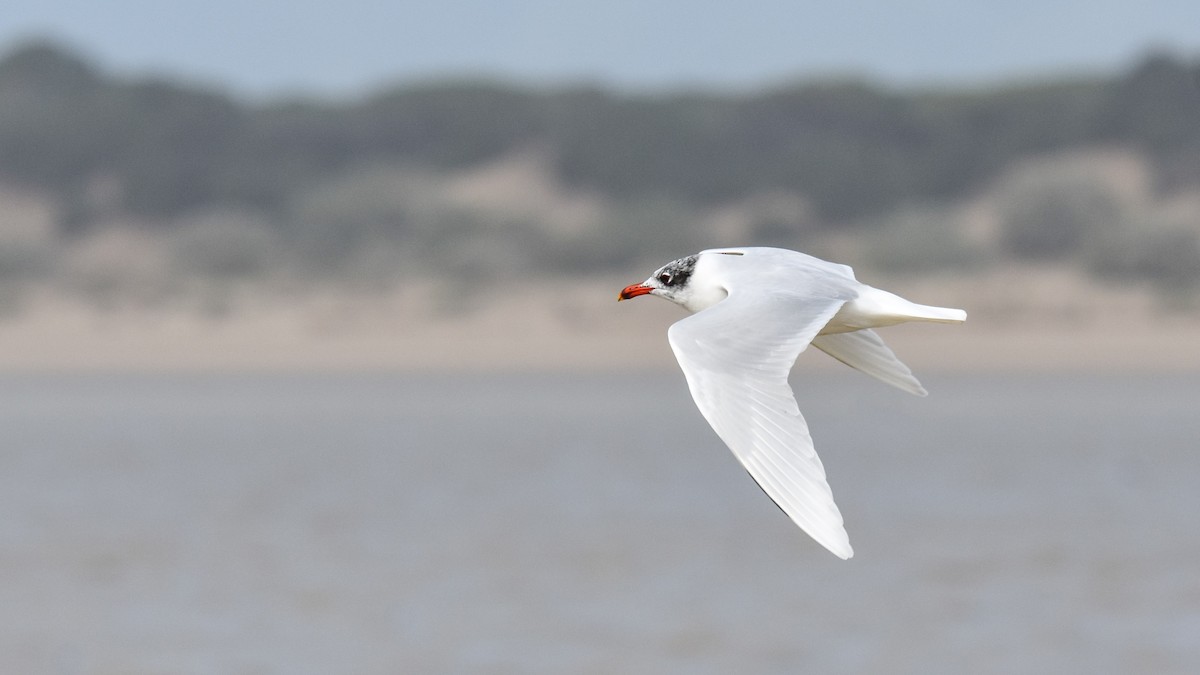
[4,1,1200,98]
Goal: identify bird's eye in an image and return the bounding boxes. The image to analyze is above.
[658,271,674,286]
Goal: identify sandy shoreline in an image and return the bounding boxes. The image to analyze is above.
[1,271,1198,374]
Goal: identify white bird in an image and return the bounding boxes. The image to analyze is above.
[618,247,966,559]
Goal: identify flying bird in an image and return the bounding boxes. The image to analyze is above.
[618,247,966,559]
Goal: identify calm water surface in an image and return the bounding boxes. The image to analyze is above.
[0,372,1197,674]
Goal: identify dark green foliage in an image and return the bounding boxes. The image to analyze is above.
[353,81,547,167]
[1099,53,1200,191]
[0,42,108,189]
[1,41,1199,229]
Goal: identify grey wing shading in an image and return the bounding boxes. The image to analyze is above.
[811,330,927,396]
[667,292,856,559]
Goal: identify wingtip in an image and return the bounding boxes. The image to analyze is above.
[829,542,854,560]
[814,530,855,559]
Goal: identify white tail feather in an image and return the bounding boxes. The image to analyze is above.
[826,287,967,333]
[902,302,967,324]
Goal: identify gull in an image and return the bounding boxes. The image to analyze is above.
[618,247,966,559]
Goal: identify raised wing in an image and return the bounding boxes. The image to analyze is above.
[667,289,856,559]
[811,329,927,396]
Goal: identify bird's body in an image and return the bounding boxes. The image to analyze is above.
[619,247,966,559]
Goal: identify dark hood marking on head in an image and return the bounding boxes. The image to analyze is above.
[654,254,698,288]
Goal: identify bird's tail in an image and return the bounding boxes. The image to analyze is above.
[838,287,968,328]
[899,302,967,325]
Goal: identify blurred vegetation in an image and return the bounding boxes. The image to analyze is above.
[0,40,1198,305]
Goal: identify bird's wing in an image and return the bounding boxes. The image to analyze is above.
[811,330,927,396]
[667,289,855,559]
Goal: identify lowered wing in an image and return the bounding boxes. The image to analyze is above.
[667,288,855,559]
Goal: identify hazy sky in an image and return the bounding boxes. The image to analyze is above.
[5,1,1200,97]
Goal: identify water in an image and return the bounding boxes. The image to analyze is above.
[0,372,1197,674]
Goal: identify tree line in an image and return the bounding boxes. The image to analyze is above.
[2,40,1198,230]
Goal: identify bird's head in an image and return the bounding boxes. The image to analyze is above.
[618,254,697,307]
[618,252,729,313]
